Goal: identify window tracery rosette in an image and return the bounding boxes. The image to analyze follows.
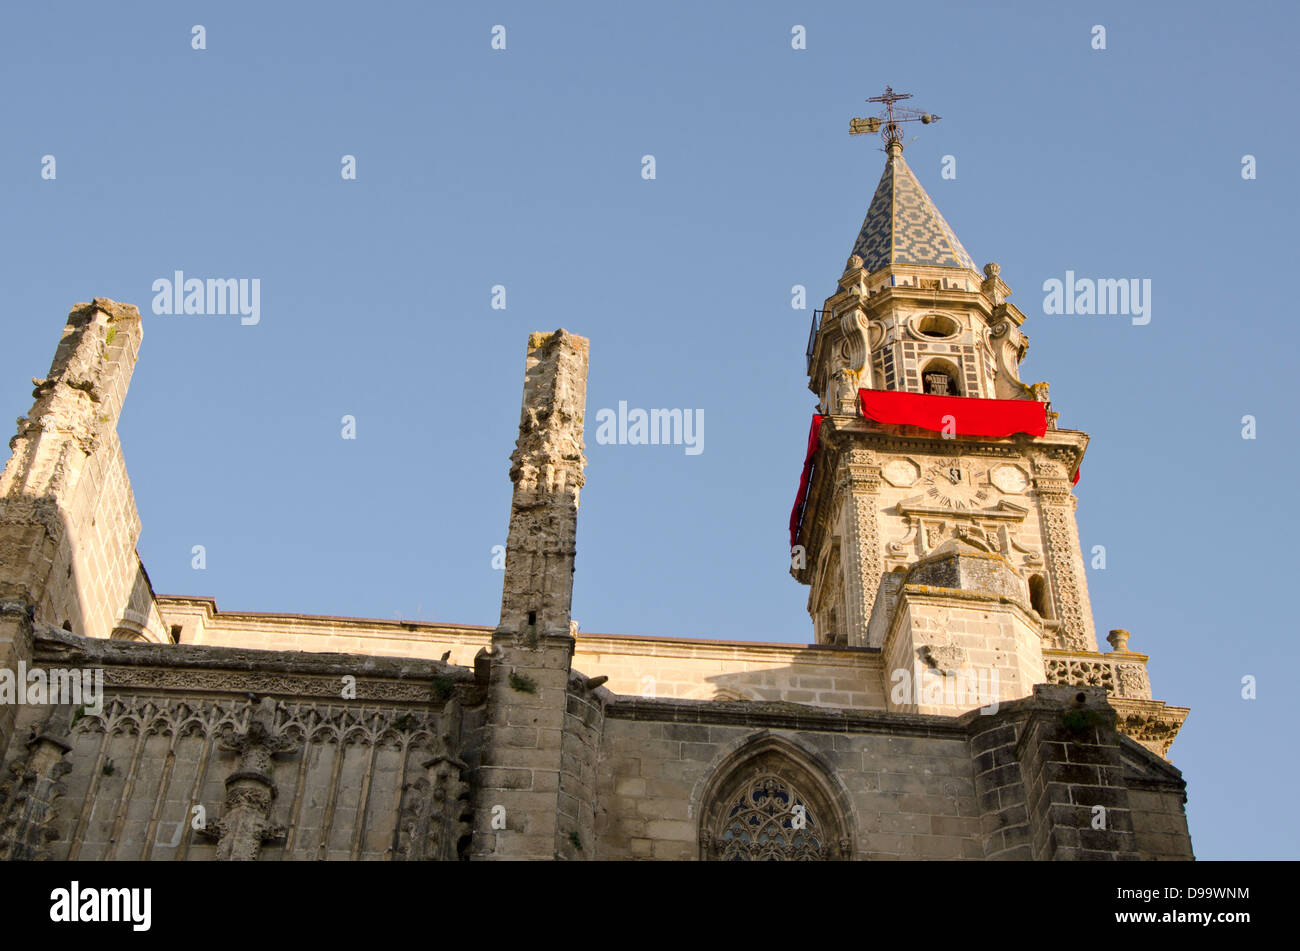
[714,771,828,861]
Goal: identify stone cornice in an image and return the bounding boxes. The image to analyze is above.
[895,583,1041,629]
[605,695,969,739]
[30,626,475,701]
[572,632,880,666]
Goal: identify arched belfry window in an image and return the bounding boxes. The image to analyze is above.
[698,738,852,861]
[921,358,962,397]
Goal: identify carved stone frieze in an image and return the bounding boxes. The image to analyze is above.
[1044,653,1152,700]
[1116,664,1151,699]
[95,666,450,704]
[1110,699,1190,759]
[886,500,1040,567]
[69,694,445,751]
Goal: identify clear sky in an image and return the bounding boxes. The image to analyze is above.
[2,1,1295,860]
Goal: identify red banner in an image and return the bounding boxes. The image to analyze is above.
[791,394,1071,547]
[788,415,823,548]
[858,388,1047,438]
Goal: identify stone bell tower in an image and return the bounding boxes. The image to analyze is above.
[791,93,1183,744]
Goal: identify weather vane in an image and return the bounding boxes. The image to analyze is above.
[849,86,940,148]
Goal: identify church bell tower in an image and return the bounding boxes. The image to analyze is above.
[790,91,1185,748]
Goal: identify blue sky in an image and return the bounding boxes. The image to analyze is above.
[2,1,1295,859]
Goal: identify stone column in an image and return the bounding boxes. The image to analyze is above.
[1035,478,1097,652]
[834,448,883,647]
[471,330,590,861]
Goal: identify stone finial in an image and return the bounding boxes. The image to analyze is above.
[1107,629,1131,653]
[981,262,1005,305]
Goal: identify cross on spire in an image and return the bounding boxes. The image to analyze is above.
[849,86,941,150]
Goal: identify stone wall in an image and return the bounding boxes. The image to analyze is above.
[591,684,1191,861]
[159,597,891,709]
[597,699,980,860]
[0,630,1193,861]
[0,628,478,861]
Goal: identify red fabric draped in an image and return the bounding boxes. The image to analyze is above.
[789,415,823,549]
[858,389,1047,438]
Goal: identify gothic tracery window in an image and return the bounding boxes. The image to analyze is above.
[716,772,825,861]
[701,741,852,861]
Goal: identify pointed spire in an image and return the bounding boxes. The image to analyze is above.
[849,145,975,273]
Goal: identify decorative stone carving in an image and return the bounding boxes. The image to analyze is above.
[882,458,920,488]
[888,497,1040,567]
[1045,658,1115,693]
[393,753,472,861]
[835,450,883,648]
[392,699,472,862]
[0,708,75,860]
[919,644,967,676]
[838,307,870,377]
[1111,700,1190,758]
[100,666,441,703]
[1044,653,1152,701]
[1116,664,1151,699]
[825,366,861,416]
[989,464,1029,495]
[199,698,298,860]
[1036,490,1094,651]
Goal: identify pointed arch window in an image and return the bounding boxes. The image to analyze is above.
[699,740,852,861]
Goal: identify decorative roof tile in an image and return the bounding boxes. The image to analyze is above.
[850,148,975,272]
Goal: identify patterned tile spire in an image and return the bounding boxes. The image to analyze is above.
[850,141,976,273]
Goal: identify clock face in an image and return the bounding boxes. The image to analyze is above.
[922,459,990,510]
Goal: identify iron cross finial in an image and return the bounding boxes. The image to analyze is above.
[849,86,941,149]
